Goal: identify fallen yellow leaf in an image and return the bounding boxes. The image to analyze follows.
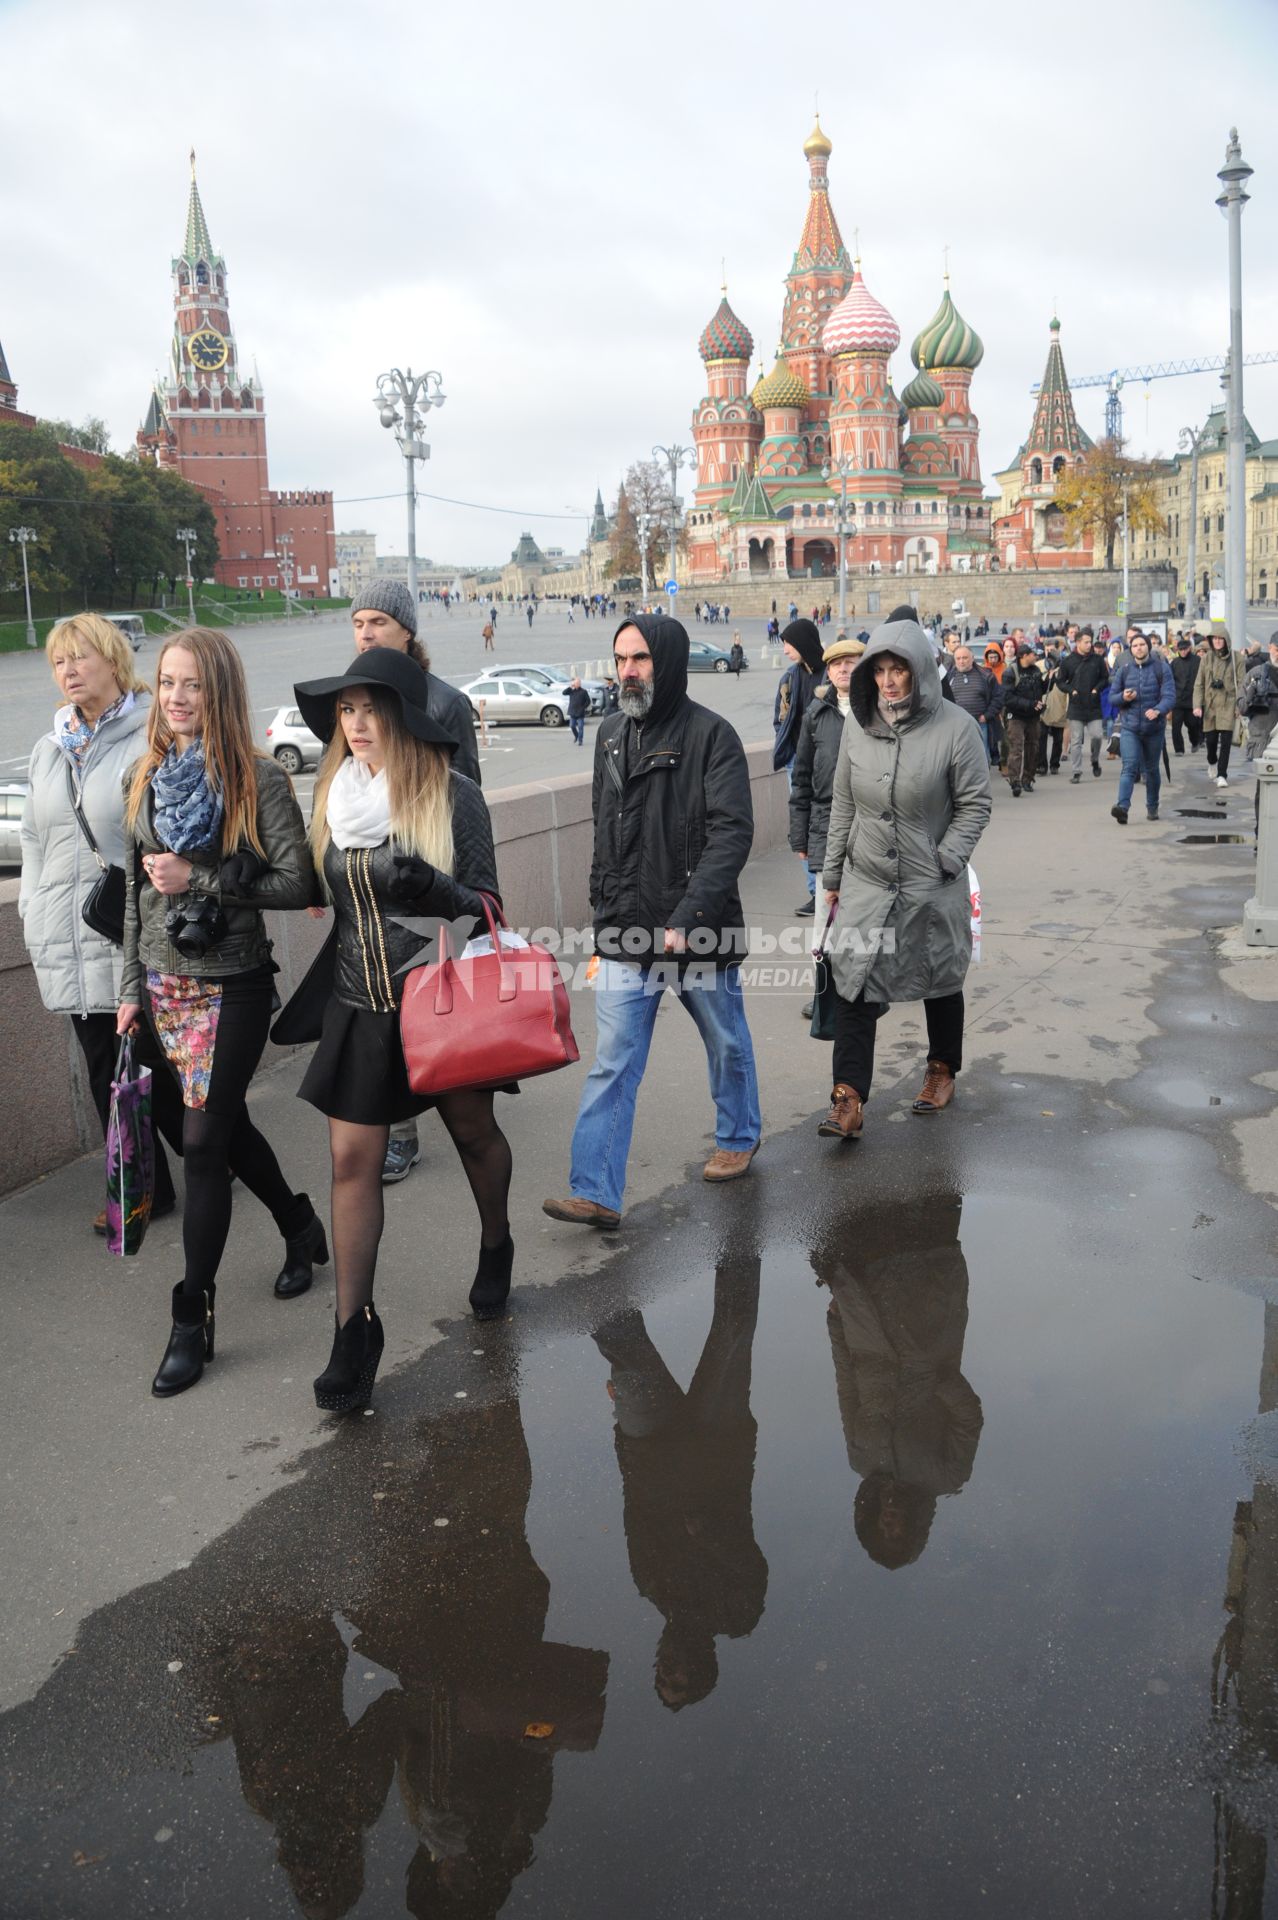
[522,1721,555,1740]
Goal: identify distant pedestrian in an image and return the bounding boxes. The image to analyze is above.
[1110,631,1175,823]
[567,676,590,746]
[1193,631,1242,788]
[728,633,744,677]
[1001,642,1046,797]
[1169,635,1202,754]
[1056,628,1109,782]
[481,620,495,651]
[526,603,535,628]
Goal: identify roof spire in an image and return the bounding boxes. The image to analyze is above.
[943,242,950,286]
[183,152,214,263]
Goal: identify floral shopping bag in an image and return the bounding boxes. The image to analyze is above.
[105,1033,155,1257]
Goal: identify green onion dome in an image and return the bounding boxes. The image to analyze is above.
[910,285,984,372]
[902,367,945,410]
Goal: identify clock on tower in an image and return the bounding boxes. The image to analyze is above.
[188,327,228,372]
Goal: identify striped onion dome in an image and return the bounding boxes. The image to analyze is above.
[910,284,984,371]
[821,268,901,357]
[698,296,754,364]
[755,356,809,411]
[901,367,945,409]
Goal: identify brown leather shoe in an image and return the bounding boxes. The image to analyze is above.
[93,1208,108,1236]
[541,1196,622,1228]
[817,1084,863,1139]
[703,1145,759,1183]
[912,1060,956,1114]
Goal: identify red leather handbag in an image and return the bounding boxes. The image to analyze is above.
[399,894,579,1096]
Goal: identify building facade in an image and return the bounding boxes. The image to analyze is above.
[1132,403,1278,607]
[686,121,993,585]
[992,319,1096,570]
[136,156,338,597]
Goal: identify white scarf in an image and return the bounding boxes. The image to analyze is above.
[326,757,391,849]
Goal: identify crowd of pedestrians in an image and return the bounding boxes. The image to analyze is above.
[16,582,1278,1419]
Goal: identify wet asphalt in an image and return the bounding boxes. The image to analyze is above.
[2,764,1278,1918]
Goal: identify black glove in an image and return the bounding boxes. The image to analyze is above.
[387,853,437,906]
[219,849,267,897]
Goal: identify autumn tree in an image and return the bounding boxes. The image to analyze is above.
[1053,440,1168,569]
[606,459,688,585]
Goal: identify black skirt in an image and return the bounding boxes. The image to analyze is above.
[298,997,436,1125]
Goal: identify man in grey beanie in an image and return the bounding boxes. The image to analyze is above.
[348,583,484,1182]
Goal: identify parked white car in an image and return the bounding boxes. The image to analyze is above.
[497,661,606,713]
[264,705,324,774]
[0,780,28,868]
[458,673,569,728]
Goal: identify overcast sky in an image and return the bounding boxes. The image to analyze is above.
[3,0,1277,569]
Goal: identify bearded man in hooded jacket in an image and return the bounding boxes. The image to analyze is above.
[544,616,761,1228]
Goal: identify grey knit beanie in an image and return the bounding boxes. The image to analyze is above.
[349,579,418,637]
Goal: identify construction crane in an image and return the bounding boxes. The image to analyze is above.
[1031,350,1278,442]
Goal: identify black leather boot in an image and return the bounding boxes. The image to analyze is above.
[469,1233,514,1321]
[274,1204,329,1300]
[152,1284,214,1397]
[313,1304,384,1413]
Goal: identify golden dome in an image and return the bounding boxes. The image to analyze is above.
[803,116,833,159]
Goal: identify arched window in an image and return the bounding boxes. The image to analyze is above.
[1030,457,1043,485]
[1052,455,1066,476]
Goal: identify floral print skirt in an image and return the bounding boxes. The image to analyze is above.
[146,971,223,1109]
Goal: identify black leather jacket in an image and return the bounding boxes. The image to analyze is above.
[428,677,482,785]
[326,774,499,1012]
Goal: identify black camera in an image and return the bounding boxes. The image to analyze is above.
[164,895,228,959]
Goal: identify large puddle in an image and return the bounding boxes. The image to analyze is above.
[3,1141,1276,1918]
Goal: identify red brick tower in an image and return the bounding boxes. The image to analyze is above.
[0,335,18,414]
[138,156,336,596]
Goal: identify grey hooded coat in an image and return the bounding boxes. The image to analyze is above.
[821,620,991,1005]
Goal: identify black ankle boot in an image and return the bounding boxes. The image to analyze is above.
[152,1284,214,1397]
[313,1304,384,1413]
[274,1203,329,1299]
[469,1233,514,1321]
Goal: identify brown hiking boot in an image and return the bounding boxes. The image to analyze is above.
[817,1084,864,1139]
[703,1145,759,1183]
[541,1195,622,1229]
[912,1060,956,1114]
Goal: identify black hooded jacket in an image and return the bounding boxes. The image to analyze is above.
[591,616,753,969]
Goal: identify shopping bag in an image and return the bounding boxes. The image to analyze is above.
[809,901,840,1041]
[105,1033,155,1257]
[968,864,982,965]
[400,895,579,1096]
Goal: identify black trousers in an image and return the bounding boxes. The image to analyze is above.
[1203,727,1233,777]
[832,991,965,1101]
[1171,706,1202,753]
[71,1012,181,1209]
[1036,725,1065,772]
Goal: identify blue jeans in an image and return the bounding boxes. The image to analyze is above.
[569,960,762,1212]
[1117,726,1164,812]
[570,715,585,746]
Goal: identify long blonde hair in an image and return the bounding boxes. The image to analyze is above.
[125,628,265,854]
[310,686,455,877]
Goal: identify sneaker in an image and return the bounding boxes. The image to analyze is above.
[381,1137,421,1184]
[1216,775,1228,789]
[1070,772,1082,784]
[1010,783,1022,797]
[1111,804,1129,825]
[1022,780,1036,794]
[1147,811,1160,821]
[1106,734,1121,759]
[1092,761,1103,778]
[795,898,817,916]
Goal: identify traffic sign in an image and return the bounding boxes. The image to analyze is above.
[1116,596,1128,616]
[665,579,679,596]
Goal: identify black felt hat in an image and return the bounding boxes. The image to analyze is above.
[294,648,458,752]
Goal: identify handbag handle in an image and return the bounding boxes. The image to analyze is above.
[432,892,515,1014]
[65,760,109,873]
[813,899,838,960]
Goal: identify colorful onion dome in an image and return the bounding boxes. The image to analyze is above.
[821,267,901,357]
[699,295,754,364]
[902,367,945,410]
[803,116,833,159]
[910,283,984,372]
[755,355,809,412]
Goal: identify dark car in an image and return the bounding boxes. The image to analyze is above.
[687,639,747,674]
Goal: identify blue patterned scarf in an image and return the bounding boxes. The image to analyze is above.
[54,691,133,768]
[151,743,224,855]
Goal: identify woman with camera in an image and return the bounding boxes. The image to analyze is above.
[118,630,323,1398]
[1193,630,1243,788]
[286,647,512,1416]
[20,613,184,1231]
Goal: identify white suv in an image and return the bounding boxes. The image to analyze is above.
[265,706,323,774]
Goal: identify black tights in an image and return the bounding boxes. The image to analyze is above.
[150,978,304,1297]
[328,1091,512,1322]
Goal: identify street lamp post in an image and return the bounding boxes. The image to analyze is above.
[276,530,295,614]
[1217,128,1253,644]
[1179,423,1204,618]
[176,527,198,626]
[821,455,855,627]
[8,526,37,648]
[1118,477,1131,615]
[636,511,653,603]
[652,443,694,589]
[375,367,446,609]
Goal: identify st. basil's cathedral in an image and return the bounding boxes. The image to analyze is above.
[687,119,993,586]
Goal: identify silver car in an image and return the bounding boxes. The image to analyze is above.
[264,705,324,774]
[0,781,29,869]
[497,661,607,713]
[458,674,569,728]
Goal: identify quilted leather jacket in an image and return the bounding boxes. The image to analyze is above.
[326,773,500,1012]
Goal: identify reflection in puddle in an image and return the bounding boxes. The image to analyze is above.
[1178,833,1249,846]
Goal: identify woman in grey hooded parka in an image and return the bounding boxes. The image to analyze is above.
[819,619,991,1139]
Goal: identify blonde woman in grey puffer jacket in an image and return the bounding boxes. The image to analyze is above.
[19,613,181,1226]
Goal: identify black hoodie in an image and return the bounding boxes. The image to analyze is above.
[591,615,753,968]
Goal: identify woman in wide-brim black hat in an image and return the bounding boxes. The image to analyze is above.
[287,649,515,1411]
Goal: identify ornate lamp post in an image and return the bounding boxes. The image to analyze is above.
[176,526,198,626]
[8,526,37,647]
[374,367,446,608]
[1217,129,1253,640]
[652,442,694,588]
[276,529,295,614]
[636,510,653,603]
[821,455,855,627]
